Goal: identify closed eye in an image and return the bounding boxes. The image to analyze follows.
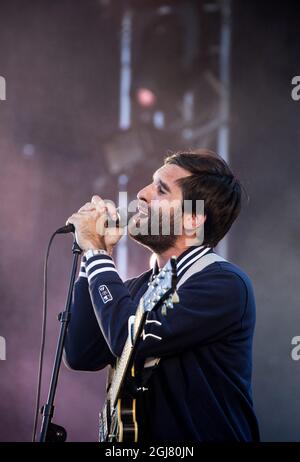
[153,177,170,195]
[157,184,166,194]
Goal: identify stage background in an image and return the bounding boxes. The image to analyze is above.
[0,0,299,441]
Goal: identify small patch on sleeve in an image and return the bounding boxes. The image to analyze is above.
[98,284,113,304]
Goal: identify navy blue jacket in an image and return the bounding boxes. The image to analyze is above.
[64,246,260,442]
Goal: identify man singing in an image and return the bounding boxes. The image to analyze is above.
[64,149,260,442]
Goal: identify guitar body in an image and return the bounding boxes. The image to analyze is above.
[99,367,138,442]
[99,397,138,442]
[115,397,138,442]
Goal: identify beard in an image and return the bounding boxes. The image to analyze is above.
[128,206,180,253]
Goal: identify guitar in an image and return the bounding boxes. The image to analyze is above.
[99,257,178,442]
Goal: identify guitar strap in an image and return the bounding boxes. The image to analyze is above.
[105,253,226,391]
[141,252,227,384]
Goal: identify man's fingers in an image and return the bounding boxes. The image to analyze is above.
[91,196,119,229]
[78,202,95,213]
[67,210,99,226]
[105,201,118,218]
[105,202,119,226]
[66,213,81,225]
[96,211,109,236]
[91,195,106,211]
[68,197,123,251]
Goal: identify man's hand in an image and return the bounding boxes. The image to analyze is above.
[67,196,124,254]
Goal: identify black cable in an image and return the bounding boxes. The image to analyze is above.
[32,231,58,443]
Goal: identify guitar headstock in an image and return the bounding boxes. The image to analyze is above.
[143,256,178,313]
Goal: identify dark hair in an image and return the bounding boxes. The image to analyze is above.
[164,149,242,247]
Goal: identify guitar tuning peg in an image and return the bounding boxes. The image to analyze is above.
[161,303,167,316]
[166,299,174,310]
[171,291,179,304]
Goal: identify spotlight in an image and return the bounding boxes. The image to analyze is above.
[136,88,156,108]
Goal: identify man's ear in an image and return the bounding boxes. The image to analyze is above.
[183,213,206,232]
[183,213,206,247]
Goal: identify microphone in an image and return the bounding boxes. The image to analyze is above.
[55,208,127,235]
[55,224,75,234]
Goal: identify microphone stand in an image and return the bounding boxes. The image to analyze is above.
[39,239,82,442]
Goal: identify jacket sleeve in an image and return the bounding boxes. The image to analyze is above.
[64,258,116,371]
[85,254,249,361]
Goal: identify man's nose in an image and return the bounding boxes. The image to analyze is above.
[137,184,151,203]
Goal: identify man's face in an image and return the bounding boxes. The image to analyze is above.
[128,163,191,253]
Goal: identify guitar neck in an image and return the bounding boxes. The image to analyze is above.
[109,301,146,408]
